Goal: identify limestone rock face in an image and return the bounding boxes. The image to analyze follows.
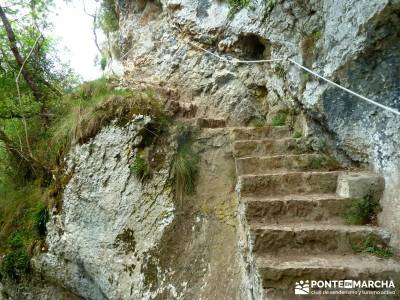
[34,116,176,299]
[118,0,400,247]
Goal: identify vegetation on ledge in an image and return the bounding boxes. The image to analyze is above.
[0,77,168,280]
[173,125,199,201]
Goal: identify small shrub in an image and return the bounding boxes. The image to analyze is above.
[312,31,321,41]
[130,154,150,181]
[271,114,287,126]
[342,196,381,225]
[173,125,199,200]
[33,203,49,236]
[274,64,286,78]
[100,56,107,71]
[99,0,119,33]
[293,131,302,138]
[352,235,394,258]
[0,232,31,280]
[1,248,30,280]
[228,0,251,17]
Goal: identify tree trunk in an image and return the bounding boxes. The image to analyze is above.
[0,5,43,103]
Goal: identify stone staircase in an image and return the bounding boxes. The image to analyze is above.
[232,125,400,299]
[166,100,226,128]
[167,100,400,299]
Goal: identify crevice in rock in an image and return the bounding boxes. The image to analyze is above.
[235,33,271,60]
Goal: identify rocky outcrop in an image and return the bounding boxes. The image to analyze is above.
[1,112,255,299]
[117,0,400,248]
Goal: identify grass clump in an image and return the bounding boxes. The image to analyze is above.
[228,0,251,17]
[64,79,169,145]
[0,183,48,280]
[271,114,287,126]
[342,196,381,225]
[293,131,302,138]
[173,125,199,200]
[249,117,266,128]
[352,235,394,258]
[0,232,31,280]
[33,203,50,236]
[274,64,286,78]
[305,156,340,171]
[130,154,150,181]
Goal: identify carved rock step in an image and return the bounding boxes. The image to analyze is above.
[239,171,340,197]
[233,138,309,158]
[166,100,198,118]
[257,254,400,298]
[230,126,291,141]
[243,194,352,224]
[179,117,226,128]
[250,223,391,255]
[235,153,341,175]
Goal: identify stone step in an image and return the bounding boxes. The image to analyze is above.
[243,194,352,224]
[196,117,226,128]
[178,117,227,128]
[250,223,391,255]
[166,100,198,118]
[230,126,291,140]
[233,138,309,158]
[235,154,341,175]
[239,171,340,197]
[257,254,400,297]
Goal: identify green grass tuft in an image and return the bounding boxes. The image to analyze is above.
[130,154,150,181]
[271,114,287,126]
[274,64,286,78]
[352,235,394,258]
[1,246,30,280]
[249,117,266,128]
[173,125,199,200]
[305,156,339,171]
[342,196,381,225]
[228,0,251,17]
[33,203,49,236]
[293,131,302,138]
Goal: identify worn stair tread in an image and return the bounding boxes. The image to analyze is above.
[235,153,345,175]
[243,193,348,202]
[259,254,400,299]
[179,117,226,128]
[233,137,310,157]
[256,253,400,273]
[236,153,322,160]
[239,171,340,197]
[230,126,291,140]
[251,223,391,255]
[243,193,353,224]
[234,137,299,144]
[239,170,342,177]
[249,222,390,235]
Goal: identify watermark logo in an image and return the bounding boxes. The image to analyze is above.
[295,280,310,295]
[294,279,396,296]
